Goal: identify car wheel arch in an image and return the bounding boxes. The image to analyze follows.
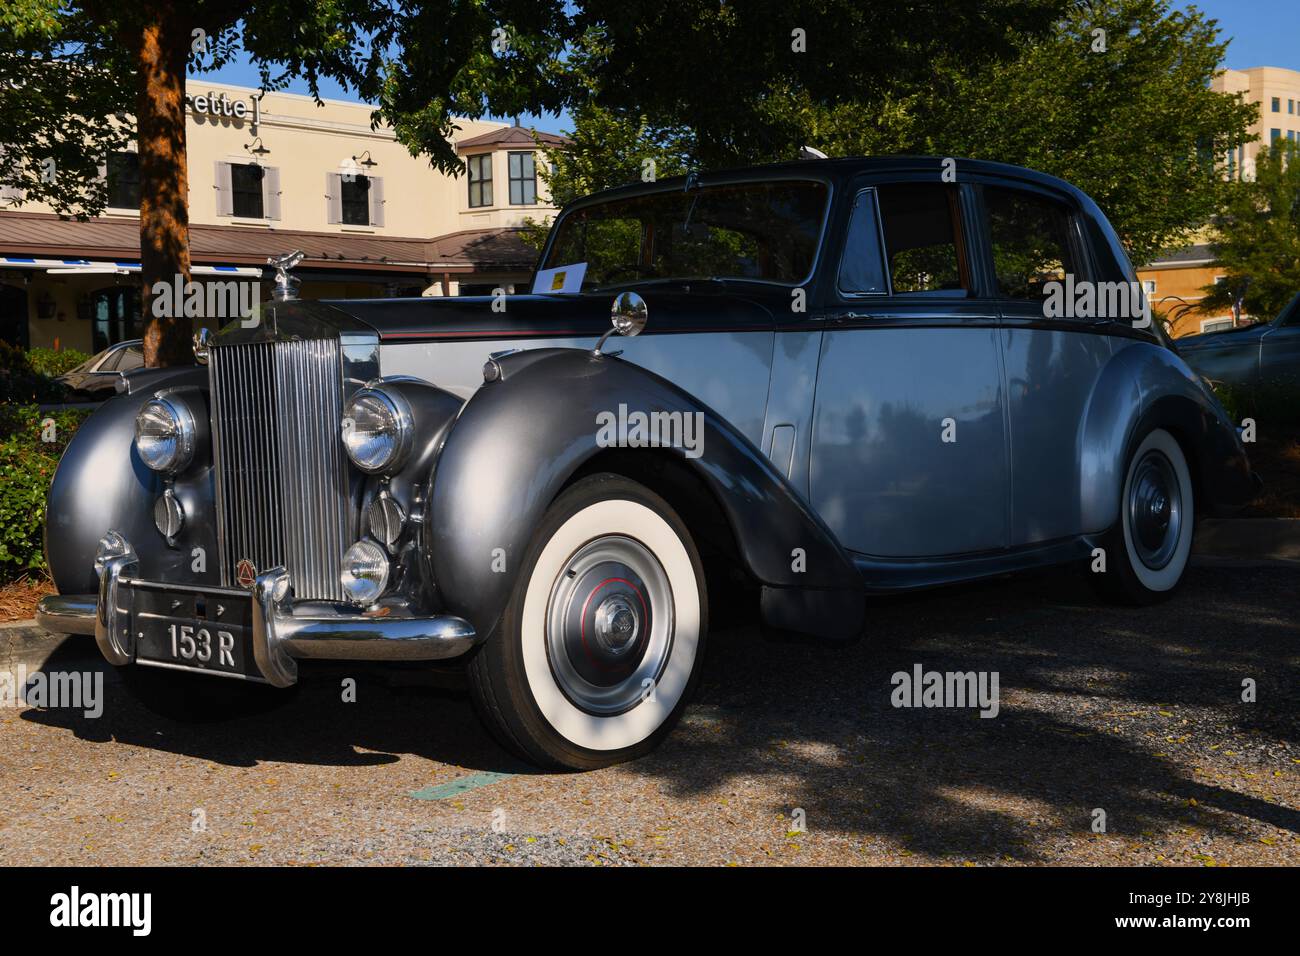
[426,348,861,642]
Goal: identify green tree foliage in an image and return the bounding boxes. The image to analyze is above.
[573,0,1067,168]
[0,0,134,217]
[520,102,694,251]
[554,0,1254,269]
[915,0,1256,266]
[1201,143,1300,320]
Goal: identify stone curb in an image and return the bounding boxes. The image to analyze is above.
[0,620,85,677]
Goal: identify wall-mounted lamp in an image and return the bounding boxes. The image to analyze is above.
[352,150,377,168]
[245,137,270,157]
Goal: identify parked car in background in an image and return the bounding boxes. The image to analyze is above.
[36,158,1257,769]
[56,339,143,400]
[1177,292,1300,399]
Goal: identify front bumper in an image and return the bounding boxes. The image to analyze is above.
[35,533,479,688]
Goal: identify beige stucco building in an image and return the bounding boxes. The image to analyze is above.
[1212,65,1300,178]
[0,82,565,353]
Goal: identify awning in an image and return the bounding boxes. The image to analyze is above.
[0,256,262,277]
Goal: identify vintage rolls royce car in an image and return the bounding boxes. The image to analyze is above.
[37,158,1256,769]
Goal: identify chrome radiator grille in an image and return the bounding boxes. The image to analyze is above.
[209,338,353,601]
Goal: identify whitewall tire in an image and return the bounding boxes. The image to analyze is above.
[1095,427,1195,603]
[468,474,707,769]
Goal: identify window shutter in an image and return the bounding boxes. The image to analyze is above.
[263,166,281,220]
[214,161,233,216]
[326,172,342,224]
[367,175,384,227]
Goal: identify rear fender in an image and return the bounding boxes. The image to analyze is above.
[1079,341,1254,531]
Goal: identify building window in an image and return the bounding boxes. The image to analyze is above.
[106,152,140,210]
[89,285,141,352]
[341,174,371,226]
[1291,100,1296,114]
[508,151,537,205]
[1272,97,1281,112]
[1272,128,1282,144]
[230,163,264,218]
[467,154,492,207]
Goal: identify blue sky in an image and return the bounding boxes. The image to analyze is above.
[1189,0,1300,71]
[188,0,1300,132]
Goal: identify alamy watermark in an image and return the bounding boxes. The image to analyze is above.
[595,403,704,460]
[1043,275,1151,328]
[50,886,151,936]
[1,666,102,718]
[151,275,260,327]
[891,664,1000,718]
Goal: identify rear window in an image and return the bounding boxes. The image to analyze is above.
[984,186,1082,300]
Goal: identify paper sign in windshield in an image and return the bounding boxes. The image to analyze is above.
[532,262,587,295]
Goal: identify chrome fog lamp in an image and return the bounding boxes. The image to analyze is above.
[135,396,197,473]
[340,539,390,605]
[342,387,413,474]
[154,488,185,543]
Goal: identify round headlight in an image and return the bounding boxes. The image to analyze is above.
[340,539,390,605]
[135,397,196,473]
[342,387,412,474]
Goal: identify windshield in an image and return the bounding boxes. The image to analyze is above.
[543,180,828,291]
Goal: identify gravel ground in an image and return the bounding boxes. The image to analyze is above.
[1,559,1296,866]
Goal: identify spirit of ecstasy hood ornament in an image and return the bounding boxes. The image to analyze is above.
[268,249,305,302]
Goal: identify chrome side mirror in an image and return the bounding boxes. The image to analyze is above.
[594,291,648,356]
[193,327,212,365]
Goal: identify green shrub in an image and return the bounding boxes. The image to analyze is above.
[1212,380,1300,429]
[27,346,90,378]
[0,403,91,580]
[0,438,57,575]
[0,341,70,404]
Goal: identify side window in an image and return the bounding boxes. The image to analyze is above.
[875,183,968,295]
[118,345,144,371]
[837,189,887,295]
[984,187,1081,300]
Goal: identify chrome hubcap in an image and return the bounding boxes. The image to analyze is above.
[1128,449,1182,570]
[545,535,673,715]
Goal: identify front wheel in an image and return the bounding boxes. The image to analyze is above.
[468,474,708,770]
[1092,428,1195,604]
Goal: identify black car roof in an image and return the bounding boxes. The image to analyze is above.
[561,156,1091,212]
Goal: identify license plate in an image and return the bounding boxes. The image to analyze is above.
[132,585,262,681]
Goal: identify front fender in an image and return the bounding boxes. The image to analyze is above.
[428,348,862,640]
[45,366,213,595]
[1079,340,1254,532]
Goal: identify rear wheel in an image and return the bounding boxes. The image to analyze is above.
[468,474,708,770]
[1092,428,1194,604]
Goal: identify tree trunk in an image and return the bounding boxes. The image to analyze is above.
[135,8,192,367]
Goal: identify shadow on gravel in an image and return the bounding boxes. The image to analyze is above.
[21,657,536,777]
[638,562,1300,862]
[20,563,1299,859]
